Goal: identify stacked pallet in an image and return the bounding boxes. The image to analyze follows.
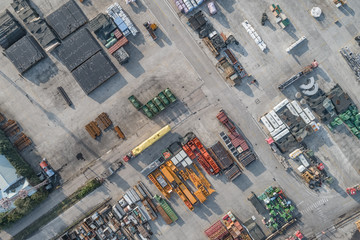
[95,112,112,130]
[114,126,125,139]
[85,121,101,139]
[3,121,19,137]
[14,132,32,150]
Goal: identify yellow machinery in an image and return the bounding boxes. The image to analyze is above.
[356,220,360,231]
[132,125,171,156]
[301,171,314,183]
[186,167,215,203]
[160,161,197,211]
[148,169,172,199]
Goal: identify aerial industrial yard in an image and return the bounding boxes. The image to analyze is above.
[0,0,360,240]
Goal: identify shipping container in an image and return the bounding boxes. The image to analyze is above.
[209,141,234,170]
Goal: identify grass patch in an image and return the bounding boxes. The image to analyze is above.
[13,178,102,240]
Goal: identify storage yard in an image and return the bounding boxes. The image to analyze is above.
[1,0,360,240]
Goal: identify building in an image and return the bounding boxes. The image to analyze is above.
[0,155,35,212]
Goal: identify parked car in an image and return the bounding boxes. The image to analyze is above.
[208,1,217,15]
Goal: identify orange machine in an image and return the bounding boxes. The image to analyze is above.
[148,170,172,199]
[160,162,197,211]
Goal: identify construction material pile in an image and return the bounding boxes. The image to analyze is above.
[107,3,138,36]
[217,110,256,167]
[11,0,59,51]
[258,186,295,232]
[143,136,216,210]
[340,47,360,82]
[61,182,161,239]
[0,115,32,151]
[242,20,267,52]
[209,141,242,181]
[204,211,253,240]
[85,112,114,139]
[331,105,360,138]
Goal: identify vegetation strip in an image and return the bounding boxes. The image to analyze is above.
[12,178,102,240]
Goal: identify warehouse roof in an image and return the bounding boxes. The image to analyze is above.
[57,28,101,71]
[72,51,118,94]
[11,0,59,49]
[5,35,45,73]
[0,10,26,49]
[46,0,87,39]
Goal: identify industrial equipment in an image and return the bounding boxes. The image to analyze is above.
[143,21,157,40]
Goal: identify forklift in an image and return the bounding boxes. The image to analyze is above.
[143,21,158,40]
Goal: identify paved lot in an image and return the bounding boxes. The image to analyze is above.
[1,0,360,239]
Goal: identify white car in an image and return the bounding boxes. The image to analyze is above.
[208,1,217,15]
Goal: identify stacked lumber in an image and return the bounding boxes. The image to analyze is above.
[0,113,4,123]
[95,112,112,130]
[85,121,101,139]
[114,126,125,139]
[14,133,32,151]
[3,121,19,137]
[1,119,16,130]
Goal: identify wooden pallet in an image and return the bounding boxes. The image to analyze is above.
[14,133,32,151]
[95,112,112,130]
[1,119,15,130]
[203,37,219,57]
[3,121,19,136]
[85,121,101,139]
[114,126,125,139]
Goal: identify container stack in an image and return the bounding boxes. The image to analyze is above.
[242,20,267,52]
[107,3,138,36]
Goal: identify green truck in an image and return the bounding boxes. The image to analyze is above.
[142,105,153,118]
[158,92,170,106]
[164,88,177,103]
[128,95,142,110]
[147,100,159,114]
[153,97,165,111]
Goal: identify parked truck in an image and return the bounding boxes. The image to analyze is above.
[40,159,55,177]
[143,21,157,40]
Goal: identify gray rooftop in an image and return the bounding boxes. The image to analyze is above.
[0,10,26,49]
[11,0,59,49]
[56,28,101,71]
[46,0,87,39]
[72,51,118,95]
[5,35,45,73]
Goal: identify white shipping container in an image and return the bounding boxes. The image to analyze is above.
[286,103,299,116]
[291,100,303,114]
[171,157,178,165]
[273,129,290,141]
[270,124,286,137]
[300,112,311,124]
[270,110,283,126]
[181,160,188,167]
[185,157,193,165]
[298,154,310,168]
[273,99,289,112]
[179,150,187,159]
[303,108,316,121]
[266,113,279,129]
[261,116,274,133]
[112,205,124,219]
[175,153,183,162]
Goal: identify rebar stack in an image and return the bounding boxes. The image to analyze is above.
[340,47,360,81]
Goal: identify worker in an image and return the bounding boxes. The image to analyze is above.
[250,79,258,84]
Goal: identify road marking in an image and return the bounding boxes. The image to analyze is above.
[300,198,329,215]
